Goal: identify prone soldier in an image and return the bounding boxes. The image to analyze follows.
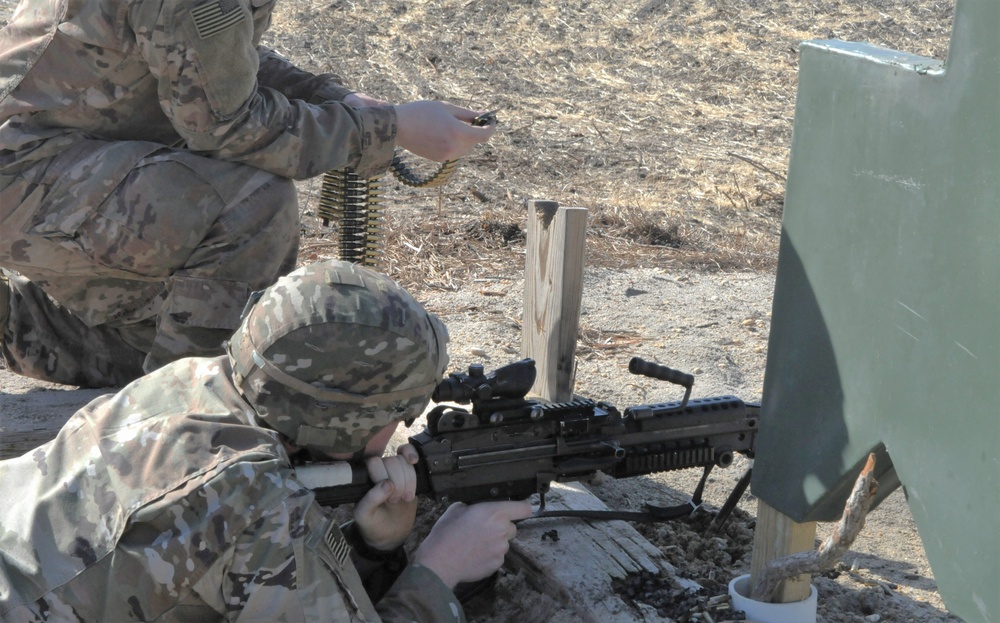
[0,260,531,622]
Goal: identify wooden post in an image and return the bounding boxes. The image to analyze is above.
[750,500,818,602]
[521,200,587,402]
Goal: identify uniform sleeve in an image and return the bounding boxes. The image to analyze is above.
[190,489,358,622]
[376,564,467,623]
[256,47,355,104]
[342,520,466,623]
[190,488,465,623]
[128,0,394,179]
[341,520,409,601]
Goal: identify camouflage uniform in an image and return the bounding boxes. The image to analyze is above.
[0,355,464,623]
[0,0,397,387]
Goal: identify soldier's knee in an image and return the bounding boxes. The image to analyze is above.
[238,174,298,238]
[249,175,299,262]
[262,176,300,242]
[261,174,298,212]
[208,173,300,285]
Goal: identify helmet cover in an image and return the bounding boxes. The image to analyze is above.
[228,260,449,454]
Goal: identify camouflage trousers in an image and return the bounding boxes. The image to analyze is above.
[0,139,299,388]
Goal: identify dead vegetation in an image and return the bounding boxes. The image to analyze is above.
[268,0,953,291]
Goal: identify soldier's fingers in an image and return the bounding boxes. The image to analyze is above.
[437,101,478,123]
[396,443,419,465]
[366,455,389,484]
[466,122,496,145]
[382,455,416,502]
[355,479,395,520]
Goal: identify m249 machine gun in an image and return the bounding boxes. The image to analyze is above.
[300,357,759,527]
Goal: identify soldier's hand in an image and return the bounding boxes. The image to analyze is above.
[394,101,497,162]
[412,500,532,589]
[352,444,420,551]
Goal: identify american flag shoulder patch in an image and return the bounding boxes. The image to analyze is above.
[323,522,352,566]
[191,0,245,39]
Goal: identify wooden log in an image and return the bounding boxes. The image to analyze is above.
[749,499,817,602]
[506,481,698,623]
[521,200,588,402]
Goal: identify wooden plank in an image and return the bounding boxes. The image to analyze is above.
[0,377,103,459]
[749,499,817,602]
[521,200,588,402]
[507,481,698,622]
[0,423,63,458]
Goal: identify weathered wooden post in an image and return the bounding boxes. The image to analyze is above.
[521,199,588,401]
[749,500,817,602]
[514,199,697,621]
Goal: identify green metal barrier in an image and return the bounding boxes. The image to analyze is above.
[752,1,998,620]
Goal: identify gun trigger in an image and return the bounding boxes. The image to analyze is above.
[534,472,556,514]
[536,473,555,495]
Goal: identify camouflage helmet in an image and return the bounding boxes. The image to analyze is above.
[227,260,449,454]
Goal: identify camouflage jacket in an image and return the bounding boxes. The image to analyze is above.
[0,0,395,179]
[0,357,465,623]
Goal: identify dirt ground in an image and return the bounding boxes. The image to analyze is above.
[0,0,965,620]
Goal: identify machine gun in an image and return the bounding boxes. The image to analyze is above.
[300,357,759,527]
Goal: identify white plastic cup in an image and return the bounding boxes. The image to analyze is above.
[728,574,818,623]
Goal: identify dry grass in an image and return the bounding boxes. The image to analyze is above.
[268,0,954,291]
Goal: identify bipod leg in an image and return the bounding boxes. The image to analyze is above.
[707,465,752,533]
[689,464,713,508]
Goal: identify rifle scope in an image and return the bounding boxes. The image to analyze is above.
[432,358,537,403]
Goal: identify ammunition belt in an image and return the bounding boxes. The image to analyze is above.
[318,110,497,268]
